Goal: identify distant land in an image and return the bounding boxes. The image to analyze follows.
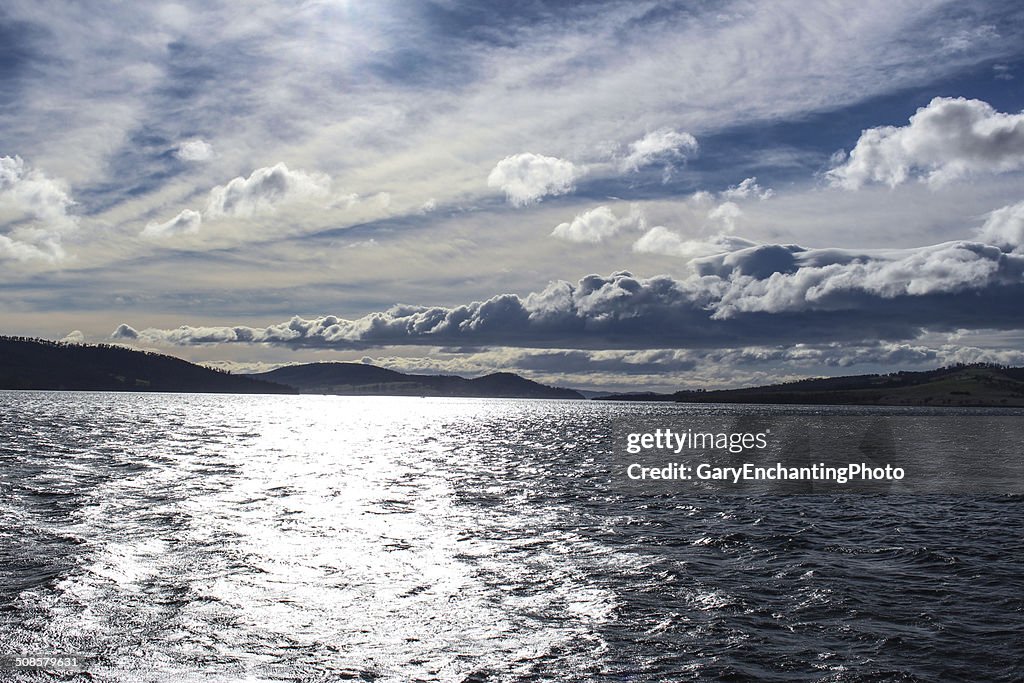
[0,336,295,394]
[7,335,1023,406]
[0,337,582,399]
[247,362,584,399]
[599,364,1024,407]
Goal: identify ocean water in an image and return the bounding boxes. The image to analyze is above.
[0,391,1022,682]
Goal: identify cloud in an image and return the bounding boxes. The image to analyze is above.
[0,155,77,262]
[112,229,1024,352]
[633,226,755,259]
[941,24,998,53]
[976,200,1024,252]
[61,330,85,344]
[112,323,139,340]
[174,139,214,162]
[720,177,774,201]
[344,337,1024,393]
[487,153,582,206]
[140,162,335,239]
[551,204,644,243]
[141,209,202,239]
[618,128,698,176]
[828,97,1024,189]
[695,240,1021,319]
[706,201,743,232]
[629,185,768,257]
[206,162,331,218]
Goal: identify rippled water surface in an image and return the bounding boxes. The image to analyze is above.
[1,392,1022,681]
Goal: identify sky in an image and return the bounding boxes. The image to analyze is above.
[2,0,1024,392]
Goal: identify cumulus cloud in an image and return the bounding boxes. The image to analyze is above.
[551,204,644,243]
[487,153,582,206]
[630,185,766,258]
[618,128,698,176]
[112,323,139,340]
[174,139,214,161]
[706,201,743,232]
[206,162,331,218]
[694,240,1022,319]
[720,177,774,201]
[141,163,335,239]
[976,201,1024,251]
[141,209,202,239]
[828,97,1024,189]
[61,330,85,344]
[112,230,1024,352]
[633,226,755,259]
[0,155,77,262]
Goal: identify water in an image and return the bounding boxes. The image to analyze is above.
[0,392,1022,682]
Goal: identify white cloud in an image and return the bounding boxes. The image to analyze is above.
[141,209,202,239]
[828,97,1024,189]
[487,153,582,206]
[206,162,331,218]
[61,330,85,344]
[619,128,698,175]
[112,323,139,340]
[941,24,998,53]
[551,204,644,243]
[707,201,743,232]
[140,163,336,240]
[174,139,214,162]
[628,186,764,257]
[701,240,1014,319]
[976,200,1024,251]
[114,233,1024,353]
[633,225,754,259]
[720,177,774,201]
[0,155,77,262]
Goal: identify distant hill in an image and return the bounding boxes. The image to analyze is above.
[0,336,295,394]
[599,364,1024,407]
[248,362,584,399]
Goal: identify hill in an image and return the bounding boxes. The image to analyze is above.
[248,362,584,399]
[0,336,296,394]
[600,364,1024,407]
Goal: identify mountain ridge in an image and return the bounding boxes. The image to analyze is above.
[247,362,584,399]
[597,364,1024,407]
[0,336,295,394]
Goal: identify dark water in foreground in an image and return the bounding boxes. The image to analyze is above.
[0,392,1022,682]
